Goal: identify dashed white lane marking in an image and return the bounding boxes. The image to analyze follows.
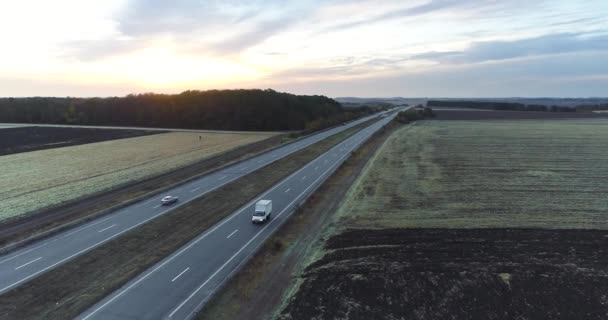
[285,188,290,193]
[172,267,190,282]
[0,242,50,265]
[227,229,238,239]
[190,187,200,192]
[15,257,42,270]
[63,215,115,238]
[98,224,117,233]
[218,176,226,180]
[302,176,307,180]
[315,167,319,170]
[153,204,162,209]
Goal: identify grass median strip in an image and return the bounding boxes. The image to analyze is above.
[0,118,378,320]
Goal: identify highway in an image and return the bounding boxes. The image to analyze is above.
[78,108,402,320]
[0,111,387,295]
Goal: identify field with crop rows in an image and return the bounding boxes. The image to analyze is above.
[0,131,274,221]
[337,119,608,229]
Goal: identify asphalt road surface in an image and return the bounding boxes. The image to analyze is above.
[77,108,402,320]
[0,111,389,295]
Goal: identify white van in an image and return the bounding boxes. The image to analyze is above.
[252,200,272,224]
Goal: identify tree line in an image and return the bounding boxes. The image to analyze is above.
[574,104,608,112]
[426,100,578,112]
[0,89,378,131]
[395,105,435,124]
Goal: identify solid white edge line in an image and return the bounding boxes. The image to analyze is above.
[171,267,190,282]
[15,257,42,270]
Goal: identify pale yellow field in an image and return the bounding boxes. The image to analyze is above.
[336,119,608,230]
[0,131,275,221]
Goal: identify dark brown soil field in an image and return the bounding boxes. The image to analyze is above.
[434,109,608,120]
[0,126,163,156]
[280,228,608,320]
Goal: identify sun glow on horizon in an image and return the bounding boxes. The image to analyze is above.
[82,46,263,89]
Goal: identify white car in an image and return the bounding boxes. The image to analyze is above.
[161,196,179,205]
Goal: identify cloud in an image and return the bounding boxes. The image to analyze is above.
[320,0,503,32]
[413,33,608,64]
[65,0,316,60]
[119,0,312,52]
[64,39,142,61]
[117,0,228,36]
[201,17,295,55]
[271,50,608,98]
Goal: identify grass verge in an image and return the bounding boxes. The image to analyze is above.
[197,120,403,320]
[0,118,377,320]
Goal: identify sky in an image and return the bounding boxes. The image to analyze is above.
[0,0,607,98]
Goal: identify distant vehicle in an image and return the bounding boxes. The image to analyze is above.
[252,200,272,224]
[161,196,179,205]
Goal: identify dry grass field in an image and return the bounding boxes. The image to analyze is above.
[0,131,274,221]
[337,119,608,229]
